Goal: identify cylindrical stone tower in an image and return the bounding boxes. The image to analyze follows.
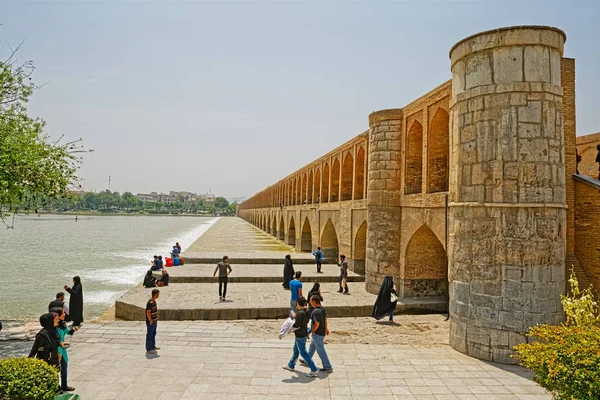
[448,26,567,363]
[365,109,403,294]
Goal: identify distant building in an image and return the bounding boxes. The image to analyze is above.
[135,191,216,203]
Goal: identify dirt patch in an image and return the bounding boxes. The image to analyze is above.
[235,314,450,346]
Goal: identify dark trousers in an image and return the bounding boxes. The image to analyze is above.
[219,276,228,298]
[60,357,68,390]
[316,261,322,273]
[146,321,157,351]
[339,276,349,292]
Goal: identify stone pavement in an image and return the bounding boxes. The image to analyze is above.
[115,282,446,320]
[163,263,364,284]
[42,320,550,400]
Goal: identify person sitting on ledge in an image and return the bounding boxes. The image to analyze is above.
[143,270,157,288]
[157,269,169,287]
[156,255,164,269]
[172,254,181,266]
[150,255,162,271]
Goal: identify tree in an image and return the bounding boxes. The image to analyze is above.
[214,196,229,210]
[0,45,87,226]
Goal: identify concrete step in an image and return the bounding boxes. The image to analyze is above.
[115,282,447,321]
[182,251,334,265]
[157,263,365,284]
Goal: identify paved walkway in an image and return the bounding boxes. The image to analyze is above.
[44,321,550,400]
[164,263,364,283]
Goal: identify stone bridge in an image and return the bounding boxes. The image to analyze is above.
[238,26,585,364]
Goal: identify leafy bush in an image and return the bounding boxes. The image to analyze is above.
[0,357,58,400]
[514,270,600,399]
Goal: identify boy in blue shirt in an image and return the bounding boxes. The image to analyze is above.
[312,247,323,273]
[289,271,303,315]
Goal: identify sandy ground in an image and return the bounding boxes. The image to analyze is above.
[233,314,450,346]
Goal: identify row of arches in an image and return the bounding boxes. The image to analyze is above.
[240,144,367,210]
[405,107,449,195]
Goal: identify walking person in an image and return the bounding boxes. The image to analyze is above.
[289,271,303,316]
[312,247,323,273]
[282,297,319,378]
[146,288,160,353]
[337,255,349,294]
[64,276,83,326]
[372,276,398,322]
[307,282,323,315]
[282,254,295,290]
[48,292,70,320]
[213,256,232,301]
[52,307,78,392]
[300,295,333,373]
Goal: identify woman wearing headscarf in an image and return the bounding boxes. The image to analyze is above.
[282,254,295,290]
[28,312,60,367]
[64,276,84,327]
[143,269,157,288]
[307,282,323,315]
[372,276,398,322]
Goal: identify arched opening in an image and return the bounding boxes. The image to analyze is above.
[354,147,365,200]
[405,120,423,195]
[314,169,321,203]
[271,216,277,237]
[301,174,306,205]
[307,171,314,204]
[296,178,301,205]
[353,221,367,274]
[278,216,285,240]
[321,219,339,261]
[300,218,312,252]
[428,108,449,193]
[293,178,297,206]
[404,225,447,297]
[331,159,340,202]
[287,217,296,247]
[321,163,330,203]
[341,153,354,201]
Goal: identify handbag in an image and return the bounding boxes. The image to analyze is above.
[390,292,398,302]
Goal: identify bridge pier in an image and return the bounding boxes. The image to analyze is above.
[448,26,567,363]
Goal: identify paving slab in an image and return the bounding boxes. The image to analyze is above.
[12,320,550,400]
[115,282,446,320]
[160,263,364,284]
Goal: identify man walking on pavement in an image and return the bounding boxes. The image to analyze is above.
[289,271,303,315]
[300,294,333,373]
[282,296,319,377]
[213,256,233,301]
[337,254,349,294]
[312,247,323,273]
[146,288,160,353]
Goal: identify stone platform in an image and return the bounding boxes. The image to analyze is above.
[183,252,326,265]
[161,263,364,284]
[115,282,446,321]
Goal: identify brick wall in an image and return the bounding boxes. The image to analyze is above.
[574,176,600,290]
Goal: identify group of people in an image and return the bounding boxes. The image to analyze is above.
[144,242,184,287]
[283,250,349,294]
[28,276,84,394]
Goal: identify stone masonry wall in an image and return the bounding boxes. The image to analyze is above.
[574,176,600,291]
[366,109,403,294]
[448,26,567,363]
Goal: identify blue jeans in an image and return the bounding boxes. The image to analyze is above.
[146,321,157,351]
[288,336,317,372]
[389,309,394,321]
[308,333,332,369]
[60,357,68,390]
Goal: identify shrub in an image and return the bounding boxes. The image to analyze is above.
[0,357,58,400]
[514,270,600,399]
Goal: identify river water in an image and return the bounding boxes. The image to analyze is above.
[0,214,217,321]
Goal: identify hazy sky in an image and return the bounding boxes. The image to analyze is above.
[1,1,598,199]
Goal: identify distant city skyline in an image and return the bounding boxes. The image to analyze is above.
[1,1,598,198]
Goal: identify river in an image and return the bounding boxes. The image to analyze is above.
[0,214,217,321]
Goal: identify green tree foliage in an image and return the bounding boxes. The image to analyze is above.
[514,270,600,399]
[0,357,59,400]
[214,196,229,210]
[0,48,87,225]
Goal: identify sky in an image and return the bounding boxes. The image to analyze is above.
[1,1,598,200]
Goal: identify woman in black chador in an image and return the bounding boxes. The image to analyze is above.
[64,276,84,326]
[372,276,398,322]
[282,254,295,290]
[28,312,60,366]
